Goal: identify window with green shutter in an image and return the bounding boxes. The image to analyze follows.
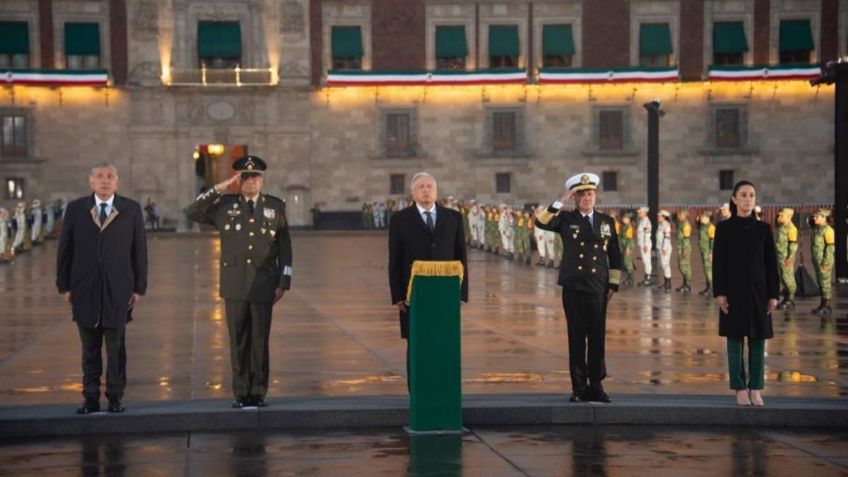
[0,22,30,69]
[435,26,467,70]
[65,23,100,69]
[713,22,747,66]
[331,26,363,70]
[779,19,814,64]
[197,21,241,69]
[489,25,519,68]
[639,23,672,67]
[542,25,574,68]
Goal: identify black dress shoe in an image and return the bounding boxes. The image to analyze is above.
[569,391,586,403]
[108,399,125,413]
[232,397,247,409]
[76,401,100,414]
[585,388,612,403]
[253,396,268,407]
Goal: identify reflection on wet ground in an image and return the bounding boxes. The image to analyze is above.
[0,232,845,404]
[0,426,846,476]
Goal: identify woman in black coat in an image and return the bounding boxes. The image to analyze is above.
[712,180,779,406]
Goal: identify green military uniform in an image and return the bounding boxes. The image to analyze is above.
[514,212,532,264]
[185,155,292,407]
[485,209,498,254]
[698,212,715,295]
[774,208,799,309]
[618,214,636,285]
[675,212,693,293]
[461,206,471,244]
[362,204,373,229]
[811,209,835,315]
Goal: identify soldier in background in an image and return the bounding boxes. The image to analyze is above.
[619,212,636,286]
[185,155,292,408]
[675,209,693,294]
[774,208,798,310]
[514,209,532,265]
[499,205,514,259]
[716,203,731,223]
[0,208,10,263]
[810,209,835,316]
[468,201,482,248]
[30,199,43,245]
[533,206,549,266]
[656,210,673,291]
[361,203,372,229]
[698,211,716,296]
[636,206,653,286]
[12,202,27,253]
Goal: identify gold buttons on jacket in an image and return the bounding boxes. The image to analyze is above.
[579,253,584,258]
[580,242,585,246]
[247,259,252,264]
[592,268,596,273]
[248,245,253,250]
[249,232,254,237]
[578,266,583,270]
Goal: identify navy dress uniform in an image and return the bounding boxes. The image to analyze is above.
[535,173,622,403]
[185,155,292,407]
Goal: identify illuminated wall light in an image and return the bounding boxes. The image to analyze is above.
[207,144,225,155]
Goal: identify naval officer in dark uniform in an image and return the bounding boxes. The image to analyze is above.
[185,155,292,408]
[535,173,622,403]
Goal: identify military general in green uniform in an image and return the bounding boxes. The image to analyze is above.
[698,211,716,296]
[185,155,293,408]
[774,208,799,310]
[675,209,693,294]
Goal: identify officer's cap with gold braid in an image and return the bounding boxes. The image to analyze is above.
[565,172,600,192]
[233,155,267,176]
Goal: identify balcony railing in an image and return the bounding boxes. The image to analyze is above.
[165,66,275,87]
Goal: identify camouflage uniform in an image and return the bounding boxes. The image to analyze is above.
[698,212,715,295]
[811,209,835,315]
[774,208,798,309]
[675,211,693,293]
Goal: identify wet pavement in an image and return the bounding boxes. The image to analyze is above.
[0,231,846,405]
[0,425,846,476]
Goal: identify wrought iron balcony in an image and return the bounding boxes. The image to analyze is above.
[164,66,276,87]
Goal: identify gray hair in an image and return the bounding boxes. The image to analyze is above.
[90,163,119,178]
[410,171,436,189]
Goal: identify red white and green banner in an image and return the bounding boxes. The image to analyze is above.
[539,67,679,84]
[708,64,821,81]
[326,69,527,87]
[1,69,109,87]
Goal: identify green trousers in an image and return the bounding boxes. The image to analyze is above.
[726,337,765,390]
[779,259,796,298]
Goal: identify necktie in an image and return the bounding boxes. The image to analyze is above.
[99,203,108,224]
[247,199,255,217]
[424,211,434,233]
[583,214,592,230]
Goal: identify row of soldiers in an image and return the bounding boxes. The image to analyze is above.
[361,200,405,230]
[0,199,66,264]
[449,200,836,316]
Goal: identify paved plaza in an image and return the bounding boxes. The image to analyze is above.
[0,231,845,404]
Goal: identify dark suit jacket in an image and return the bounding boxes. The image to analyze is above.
[56,194,148,328]
[388,204,468,338]
[712,215,779,339]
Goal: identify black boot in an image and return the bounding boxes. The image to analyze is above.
[777,296,796,310]
[664,278,672,291]
[638,275,652,287]
[678,278,691,294]
[811,298,828,315]
[818,299,832,316]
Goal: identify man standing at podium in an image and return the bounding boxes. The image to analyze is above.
[388,172,468,388]
[535,173,622,403]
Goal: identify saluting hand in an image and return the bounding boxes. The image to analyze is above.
[214,174,240,194]
[558,189,574,205]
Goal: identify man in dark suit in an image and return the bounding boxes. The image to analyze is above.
[388,172,468,387]
[535,173,621,403]
[56,163,148,414]
[185,155,292,408]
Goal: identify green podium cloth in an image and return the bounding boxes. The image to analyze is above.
[407,260,463,433]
